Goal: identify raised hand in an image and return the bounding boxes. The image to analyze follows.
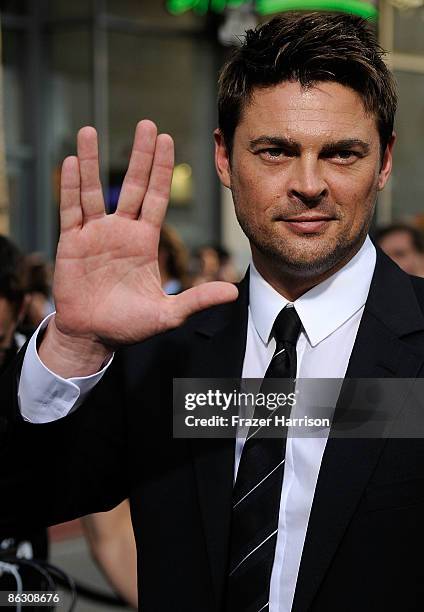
[40,121,238,376]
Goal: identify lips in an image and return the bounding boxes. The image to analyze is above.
[282,217,334,234]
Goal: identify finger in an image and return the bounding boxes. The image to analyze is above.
[116,120,158,219]
[139,133,174,228]
[77,126,105,222]
[60,156,82,232]
[171,282,239,324]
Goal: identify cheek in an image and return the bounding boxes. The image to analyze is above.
[233,174,263,217]
[235,168,283,214]
[331,169,378,217]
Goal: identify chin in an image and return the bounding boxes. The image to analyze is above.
[275,256,340,278]
[258,238,359,278]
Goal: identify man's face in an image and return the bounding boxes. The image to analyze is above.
[0,297,18,368]
[215,81,394,281]
[378,230,424,276]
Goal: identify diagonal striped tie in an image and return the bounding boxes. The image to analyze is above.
[226,305,301,612]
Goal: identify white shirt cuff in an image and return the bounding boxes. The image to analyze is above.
[18,313,114,423]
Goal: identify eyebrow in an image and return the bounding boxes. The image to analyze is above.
[321,139,371,155]
[249,136,371,155]
[249,136,300,151]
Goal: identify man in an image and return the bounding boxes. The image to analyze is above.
[374,222,424,276]
[1,12,424,612]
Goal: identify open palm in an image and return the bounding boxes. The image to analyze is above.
[53,121,238,349]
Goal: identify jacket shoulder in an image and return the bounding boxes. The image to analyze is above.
[409,275,424,313]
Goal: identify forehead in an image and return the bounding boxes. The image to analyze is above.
[237,81,378,143]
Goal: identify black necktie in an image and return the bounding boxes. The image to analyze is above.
[226,305,302,612]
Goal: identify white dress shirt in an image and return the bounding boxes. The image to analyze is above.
[18,236,376,612]
[240,236,376,612]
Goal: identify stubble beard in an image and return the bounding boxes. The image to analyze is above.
[235,206,374,281]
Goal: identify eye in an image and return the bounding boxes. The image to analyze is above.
[257,148,294,160]
[263,148,283,157]
[331,150,360,162]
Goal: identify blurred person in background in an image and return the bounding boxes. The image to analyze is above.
[0,235,49,604]
[21,253,55,332]
[214,245,240,283]
[82,500,138,609]
[195,245,220,282]
[158,224,189,294]
[0,236,28,375]
[374,222,424,276]
[192,244,239,284]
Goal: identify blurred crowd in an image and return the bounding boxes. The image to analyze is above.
[1,218,424,608]
[158,225,240,295]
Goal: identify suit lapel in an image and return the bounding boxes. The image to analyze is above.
[186,252,424,612]
[189,274,250,609]
[292,250,424,612]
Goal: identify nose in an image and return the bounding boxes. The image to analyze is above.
[287,156,328,205]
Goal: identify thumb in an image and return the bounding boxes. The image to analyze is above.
[173,281,239,322]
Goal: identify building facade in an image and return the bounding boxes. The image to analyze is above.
[0,0,423,262]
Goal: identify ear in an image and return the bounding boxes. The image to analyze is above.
[214,129,231,189]
[378,132,396,191]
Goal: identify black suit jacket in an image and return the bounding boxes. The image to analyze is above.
[1,249,424,612]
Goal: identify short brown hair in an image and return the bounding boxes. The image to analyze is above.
[159,224,189,286]
[0,235,28,316]
[374,223,424,254]
[218,12,397,160]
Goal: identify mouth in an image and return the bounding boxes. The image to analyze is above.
[280,216,335,234]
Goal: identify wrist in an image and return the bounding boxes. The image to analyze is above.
[38,317,113,378]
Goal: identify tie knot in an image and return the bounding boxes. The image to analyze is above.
[273,306,301,346]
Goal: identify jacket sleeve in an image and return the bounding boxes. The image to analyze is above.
[0,344,129,538]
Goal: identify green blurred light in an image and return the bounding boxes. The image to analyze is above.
[257,0,378,18]
[167,0,207,15]
[166,0,378,19]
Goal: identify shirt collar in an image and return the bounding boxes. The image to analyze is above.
[249,235,376,347]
